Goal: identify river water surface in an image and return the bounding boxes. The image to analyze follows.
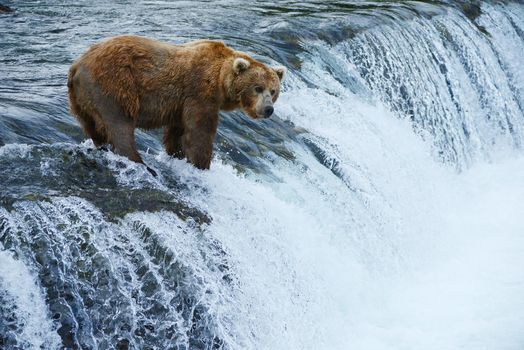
[1,1,524,349]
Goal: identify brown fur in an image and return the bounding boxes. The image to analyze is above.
[68,35,285,170]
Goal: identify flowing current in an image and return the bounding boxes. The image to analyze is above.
[1,1,524,349]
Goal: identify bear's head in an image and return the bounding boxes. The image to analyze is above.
[228,56,286,119]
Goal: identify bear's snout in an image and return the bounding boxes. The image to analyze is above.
[263,106,274,118]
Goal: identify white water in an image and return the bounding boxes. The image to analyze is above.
[348,4,524,166]
[1,2,524,349]
[145,94,524,348]
[173,4,524,348]
[0,241,62,349]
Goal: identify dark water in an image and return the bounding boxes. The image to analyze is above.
[1,1,524,349]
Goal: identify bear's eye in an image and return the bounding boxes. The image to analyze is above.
[254,86,264,93]
[270,89,276,96]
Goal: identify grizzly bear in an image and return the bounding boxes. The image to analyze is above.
[68,35,286,172]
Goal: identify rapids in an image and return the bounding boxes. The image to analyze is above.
[1,1,523,349]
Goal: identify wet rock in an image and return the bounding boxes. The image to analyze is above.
[117,338,130,350]
[0,4,13,13]
[460,2,489,35]
[461,2,481,22]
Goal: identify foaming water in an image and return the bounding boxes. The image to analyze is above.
[1,1,524,349]
[348,4,524,166]
[0,242,61,349]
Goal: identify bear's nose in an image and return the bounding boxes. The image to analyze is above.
[264,106,274,118]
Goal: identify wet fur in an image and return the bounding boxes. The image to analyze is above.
[68,35,284,170]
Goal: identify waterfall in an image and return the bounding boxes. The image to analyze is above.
[1,1,524,349]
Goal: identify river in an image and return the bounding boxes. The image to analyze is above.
[1,1,524,349]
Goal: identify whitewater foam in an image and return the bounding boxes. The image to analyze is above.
[0,241,61,349]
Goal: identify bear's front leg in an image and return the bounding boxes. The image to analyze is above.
[164,125,185,159]
[181,101,219,170]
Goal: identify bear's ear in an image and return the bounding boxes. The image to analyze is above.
[233,57,250,74]
[273,66,287,81]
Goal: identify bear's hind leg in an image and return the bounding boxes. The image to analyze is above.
[92,96,144,165]
[109,127,156,176]
[106,119,143,164]
[163,126,185,159]
[76,109,108,147]
[110,124,143,163]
